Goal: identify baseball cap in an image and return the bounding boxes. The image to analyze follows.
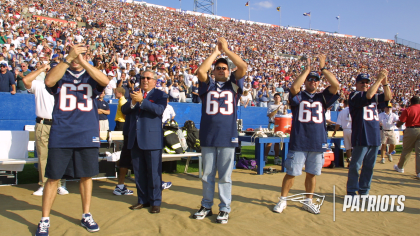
[387,102,392,108]
[214,57,228,67]
[306,71,320,81]
[107,71,114,76]
[262,84,266,87]
[356,73,370,82]
[0,62,8,67]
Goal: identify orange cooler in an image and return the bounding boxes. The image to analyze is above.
[274,115,292,134]
[323,151,335,168]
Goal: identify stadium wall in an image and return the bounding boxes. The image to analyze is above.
[0,93,338,131]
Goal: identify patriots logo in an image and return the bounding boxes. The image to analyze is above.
[74,79,81,84]
[284,193,325,214]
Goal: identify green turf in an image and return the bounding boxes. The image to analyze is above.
[14,145,404,184]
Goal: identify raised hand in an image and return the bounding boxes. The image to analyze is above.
[217,37,228,53]
[66,43,87,62]
[318,54,326,69]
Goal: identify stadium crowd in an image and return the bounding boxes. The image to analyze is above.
[0,0,419,112]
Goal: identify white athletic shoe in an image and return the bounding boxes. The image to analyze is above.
[216,211,229,224]
[274,158,282,165]
[33,187,44,196]
[387,153,393,162]
[302,199,320,214]
[380,158,385,164]
[393,164,404,173]
[57,186,69,195]
[273,198,287,213]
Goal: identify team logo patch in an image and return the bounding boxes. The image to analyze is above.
[92,137,100,142]
[74,79,81,84]
[322,143,328,149]
[231,137,238,143]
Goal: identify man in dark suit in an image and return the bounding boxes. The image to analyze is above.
[123,69,168,213]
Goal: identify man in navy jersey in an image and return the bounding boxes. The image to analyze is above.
[193,37,247,224]
[35,44,109,236]
[273,55,340,214]
[347,70,391,196]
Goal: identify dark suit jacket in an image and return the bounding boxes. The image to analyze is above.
[122,88,168,150]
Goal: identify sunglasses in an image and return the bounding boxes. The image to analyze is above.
[216,66,228,71]
[358,81,370,84]
[306,77,320,82]
[141,76,154,80]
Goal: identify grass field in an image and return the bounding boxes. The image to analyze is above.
[17,145,403,185]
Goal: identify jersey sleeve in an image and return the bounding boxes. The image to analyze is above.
[376,94,387,109]
[321,86,340,108]
[230,72,244,95]
[198,76,214,96]
[89,77,105,96]
[288,91,302,107]
[46,79,62,95]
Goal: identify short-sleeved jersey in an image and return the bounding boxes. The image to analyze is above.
[289,87,340,152]
[199,73,244,147]
[349,91,387,147]
[47,69,104,148]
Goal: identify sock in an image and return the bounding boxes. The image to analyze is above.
[280,196,287,200]
[305,198,312,203]
[117,184,125,189]
[83,213,91,218]
[41,217,49,222]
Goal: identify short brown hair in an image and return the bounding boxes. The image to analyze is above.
[115,87,125,94]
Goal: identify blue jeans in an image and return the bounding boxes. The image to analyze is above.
[201,146,235,213]
[347,146,379,195]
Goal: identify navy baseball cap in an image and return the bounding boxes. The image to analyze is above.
[356,73,370,82]
[306,71,320,80]
[214,58,229,67]
[0,62,7,67]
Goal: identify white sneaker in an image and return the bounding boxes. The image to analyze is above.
[387,153,393,162]
[57,186,69,195]
[302,199,321,214]
[273,198,287,213]
[380,158,385,164]
[393,164,404,173]
[274,158,282,165]
[33,186,44,196]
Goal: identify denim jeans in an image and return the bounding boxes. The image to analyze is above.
[201,146,235,213]
[347,145,379,195]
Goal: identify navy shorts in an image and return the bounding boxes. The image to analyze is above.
[45,148,99,179]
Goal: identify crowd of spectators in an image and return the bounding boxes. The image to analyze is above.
[0,0,419,113]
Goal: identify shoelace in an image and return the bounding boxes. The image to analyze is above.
[39,221,50,233]
[84,216,97,226]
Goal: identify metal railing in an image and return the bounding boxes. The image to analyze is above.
[395,36,420,50]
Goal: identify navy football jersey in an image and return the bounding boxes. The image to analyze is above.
[47,69,105,148]
[349,92,387,147]
[289,87,340,152]
[199,73,244,147]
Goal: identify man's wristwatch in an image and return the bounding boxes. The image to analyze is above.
[320,67,328,71]
[383,84,389,86]
[62,58,71,66]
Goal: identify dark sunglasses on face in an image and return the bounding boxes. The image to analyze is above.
[216,66,228,71]
[141,76,154,80]
[306,77,320,82]
[358,81,369,84]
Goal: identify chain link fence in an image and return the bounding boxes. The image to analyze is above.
[396,37,420,50]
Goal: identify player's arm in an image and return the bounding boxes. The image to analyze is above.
[319,54,339,95]
[218,37,247,79]
[23,64,50,89]
[78,55,109,87]
[381,69,392,101]
[290,57,311,96]
[366,69,388,100]
[396,109,407,128]
[197,42,221,83]
[45,44,86,87]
